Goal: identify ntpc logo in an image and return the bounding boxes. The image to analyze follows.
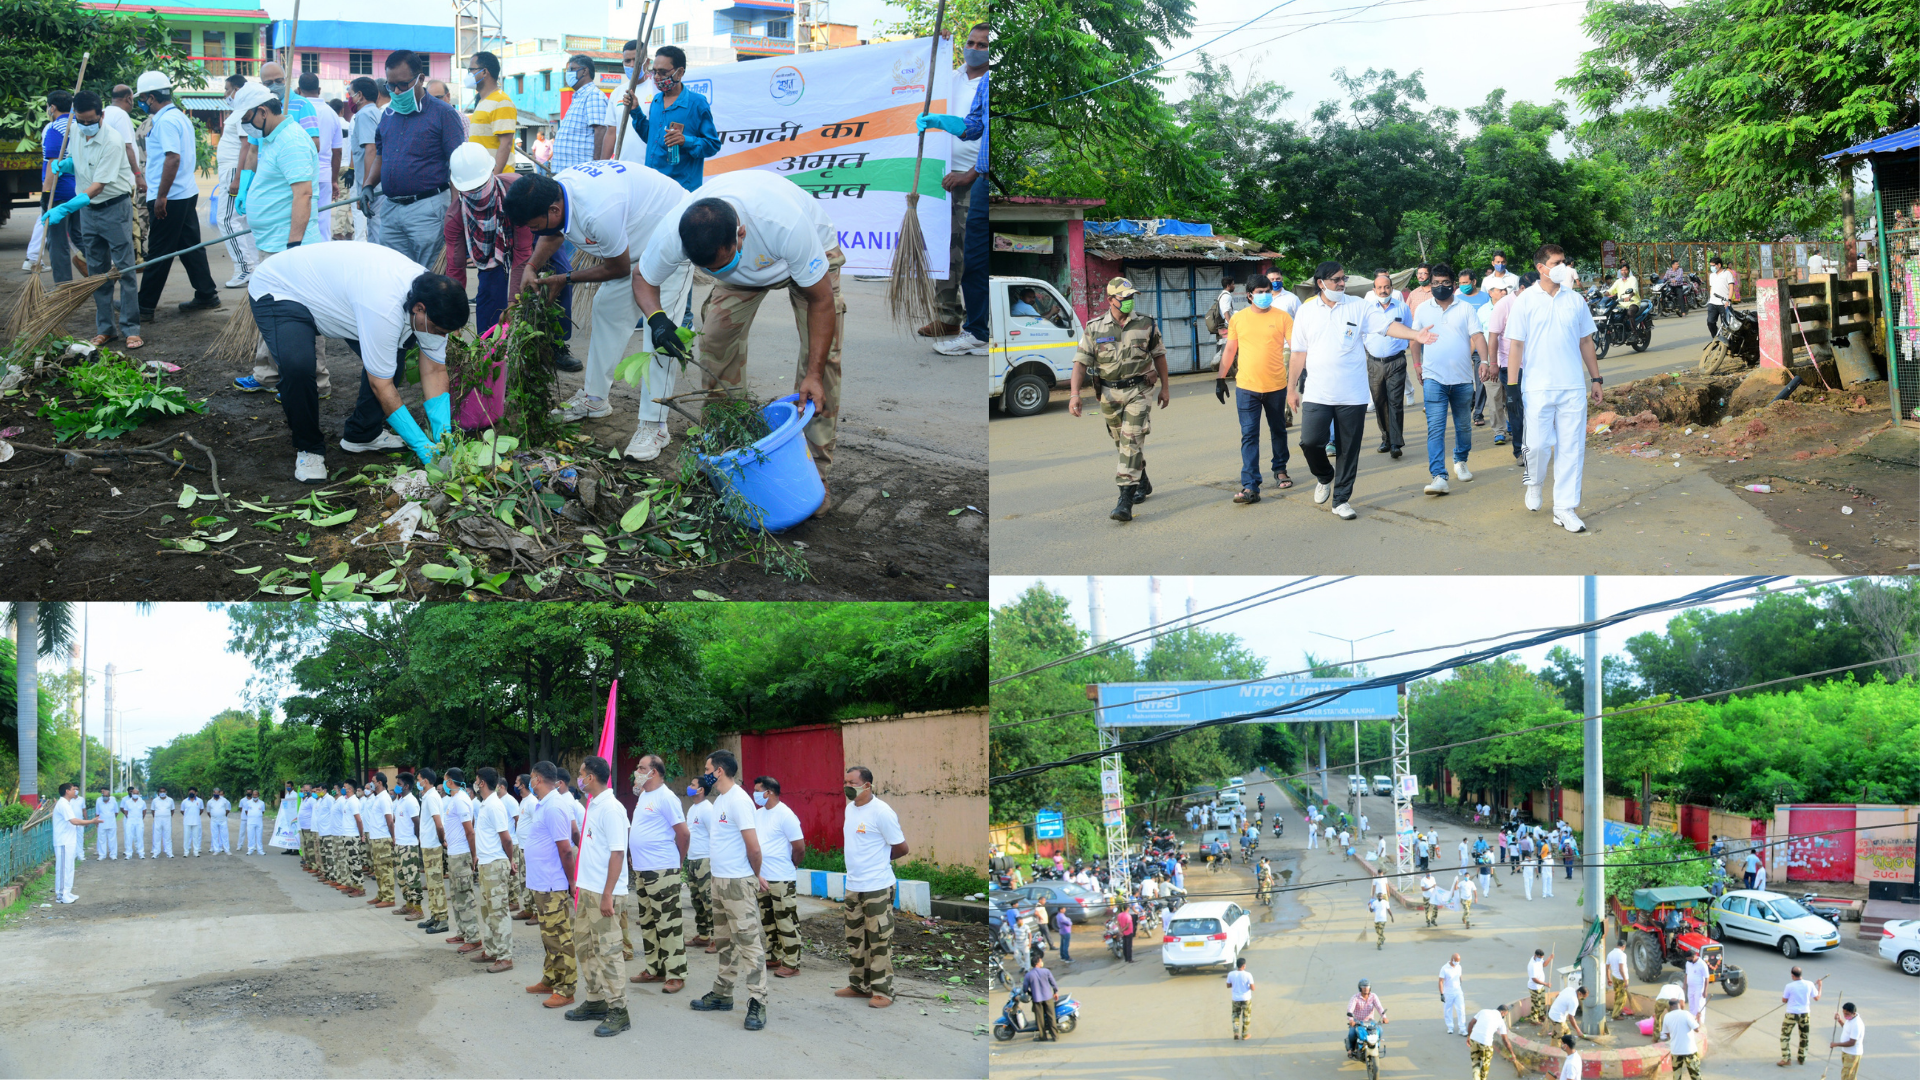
[769,66,804,106]
[1131,687,1183,711]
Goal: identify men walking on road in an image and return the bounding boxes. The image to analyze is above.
[1456,873,1477,928]
[1227,957,1255,1041]
[1368,893,1392,949]
[1468,1004,1515,1080]
[1506,243,1602,533]
[1528,948,1554,1024]
[1364,270,1414,458]
[689,749,770,1030]
[1440,953,1467,1034]
[627,755,690,994]
[1780,966,1823,1066]
[1421,872,1439,926]
[1070,277,1170,523]
[1217,276,1296,503]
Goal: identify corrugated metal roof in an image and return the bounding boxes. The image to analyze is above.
[1822,126,1920,160]
[1085,232,1279,263]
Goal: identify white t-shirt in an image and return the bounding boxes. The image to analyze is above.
[123,795,146,821]
[1369,897,1389,923]
[1528,956,1550,989]
[1484,269,1520,292]
[1275,289,1301,316]
[475,793,510,864]
[1469,1008,1508,1046]
[1782,979,1818,1014]
[297,795,315,829]
[628,784,687,873]
[53,796,80,846]
[1548,986,1580,1022]
[948,70,984,174]
[302,95,341,202]
[1661,1008,1700,1055]
[1606,947,1627,981]
[393,792,420,845]
[104,104,138,166]
[1440,960,1463,998]
[705,784,759,879]
[419,788,445,849]
[553,159,685,260]
[1838,1016,1863,1055]
[444,790,473,856]
[208,796,231,818]
[217,106,245,172]
[365,791,393,840]
[1227,969,1255,1001]
[1806,253,1829,275]
[578,793,631,896]
[1508,284,1596,392]
[686,798,714,859]
[181,797,204,821]
[1559,1050,1582,1080]
[638,169,838,290]
[152,794,175,820]
[1413,298,1483,386]
[1457,878,1477,902]
[247,242,446,380]
[843,796,907,892]
[754,801,805,882]
[1289,292,1376,406]
[1709,268,1738,304]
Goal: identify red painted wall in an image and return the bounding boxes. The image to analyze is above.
[739,723,847,852]
[1680,804,1712,851]
[1785,806,1856,882]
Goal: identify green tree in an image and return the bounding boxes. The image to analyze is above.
[1410,658,1580,806]
[1448,95,1627,268]
[1535,645,1642,714]
[0,0,205,147]
[1603,696,1706,823]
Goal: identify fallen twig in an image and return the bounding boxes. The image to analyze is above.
[182,434,225,504]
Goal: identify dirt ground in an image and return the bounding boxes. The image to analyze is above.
[0,199,986,602]
[799,910,991,994]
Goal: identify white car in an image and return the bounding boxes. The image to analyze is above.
[1161,901,1252,974]
[1227,777,1246,791]
[1217,790,1243,808]
[1711,890,1841,958]
[1878,919,1920,976]
[1372,775,1393,797]
[988,276,1082,416]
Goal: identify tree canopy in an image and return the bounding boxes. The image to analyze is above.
[0,0,206,146]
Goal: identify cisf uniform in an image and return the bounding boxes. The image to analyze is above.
[1072,277,1168,518]
[208,793,232,853]
[241,795,266,853]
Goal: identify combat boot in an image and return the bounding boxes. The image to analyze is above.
[1134,469,1153,502]
[689,991,734,1012]
[594,1006,631,1037]
[1111,485,1137,522]
[564,999,608,1022]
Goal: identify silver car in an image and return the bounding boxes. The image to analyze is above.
[1012,881,1111,923]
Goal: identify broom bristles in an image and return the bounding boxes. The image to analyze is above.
[14,274,107,356]
[211,299,261,365]
[7,273,44,343]
[431,245,448,275]
[887,192,936,329]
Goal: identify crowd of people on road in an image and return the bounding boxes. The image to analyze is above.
[46,752,911,1039]
[46,781,268,902]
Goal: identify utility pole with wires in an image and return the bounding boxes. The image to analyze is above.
[1582,576,1605,1026]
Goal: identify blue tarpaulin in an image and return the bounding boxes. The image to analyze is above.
[1085,218,1216,237]
[1155,219,1213,236]
[268,20,456,54]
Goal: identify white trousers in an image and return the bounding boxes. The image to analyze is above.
[212,817,230,852]
[1523,865,1534,899]
[1307,829,1317,848]
[583,261,695,423]
[1521,387,1588,511]
[185,821,202,854]
[55,841,76,900]
[247,819,264,852]
[96,820,117,859]
[1443,990,1466,1033]
[215,166,259,274]
[1541,870,1554,897]
[155,818,173,856]
[124,817,144,857]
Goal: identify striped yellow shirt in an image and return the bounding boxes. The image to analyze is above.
[468,90,519,173]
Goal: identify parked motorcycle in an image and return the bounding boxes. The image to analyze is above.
[1798,892,1850,925]
[1715,304,1761,364]
[993,987,1081,1040]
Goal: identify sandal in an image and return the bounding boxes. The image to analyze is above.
[1272,471,1294,489]
[90,334,119,347]
[1232,488,1260,504]
[124,336,144,349]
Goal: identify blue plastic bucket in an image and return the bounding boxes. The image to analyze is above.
[695,394,823,532]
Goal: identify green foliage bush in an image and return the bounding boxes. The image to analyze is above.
[0,802,32,829]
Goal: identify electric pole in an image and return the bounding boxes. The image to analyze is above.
[1582,576,1604,1022]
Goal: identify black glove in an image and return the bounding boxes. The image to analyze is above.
[647,310,692,364]
[1503,383,1523,420]
[1215,378,1229,404]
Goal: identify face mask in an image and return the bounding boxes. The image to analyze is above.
[387,86,417,114]
[696,772,717,794]
[654,71,678,90]
[623,65,635,80]
[686,784,700,797]
[1322,287,1344,303]
[1549,264,1576,287]
[753,791,768,807]
[844,785,862,801]
[414,331,447,352]
[1459,283,1475,294]
[1251,293,1273,310]
[963,46,990,68]
[265,80,286,99]
[1118,298,1134,315]
[241,116,263,138]
[712,247,744,276]
[1492,263,1505,273]
[79,122,100,137]
[463,72,478,90]
[1431,285,1454,302]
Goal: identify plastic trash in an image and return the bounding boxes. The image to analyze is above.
[1746,484,1772,493]
[1841,506,1854,515]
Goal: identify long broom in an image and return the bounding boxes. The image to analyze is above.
[1715,974,1825,1047]
[7,52,91,343]
[556,1,656,332]
[885,0,950,330]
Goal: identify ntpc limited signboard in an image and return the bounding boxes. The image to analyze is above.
[1094,679,1400,727]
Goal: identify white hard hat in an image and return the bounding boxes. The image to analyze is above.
[135,70,172,96]
[230,81,274,116]
[449,142,496,193]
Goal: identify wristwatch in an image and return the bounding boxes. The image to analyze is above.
[1591,377,1603,384]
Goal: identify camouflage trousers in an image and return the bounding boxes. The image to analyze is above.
[323,835,346,883]
[1375,921,1387,949]
[446,852,479,941]
[1782,1012,1811,1062]
[1609,974,1630,1018]
[300,829,316,870]
[933,184,969,325]
[396,843,423,909]
[709,874,769,1004]
[845,886,896,998]
[511,855,528,912]
[534,889,577,995]
[1530,988,1548,1024]
[1232,999,1253,1039]
[686,857,714,939]
[757,879,802,969]
[1098,383,1152,485]
[698,247,846,478]
[369,838,396,905]
[421,845,448,923]
[477,858,513,959]
[631,868,688,979]
[1840,1054,1860,1080]
[1673,1052,1702,1080]
[573,888,626,1008]
[1470,1041,1494,1080]
[350,836,369,882]
[1424,900,1439,926]
[1461,899,1473,928]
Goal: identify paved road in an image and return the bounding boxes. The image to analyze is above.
[990,771,1916,1080]
[0,819,985,1079]
[989,312,1830,575]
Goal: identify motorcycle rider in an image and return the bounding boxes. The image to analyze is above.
[1607,265,1639,304]
[1347,978,1389,1056]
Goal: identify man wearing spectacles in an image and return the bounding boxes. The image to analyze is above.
[617,43,718,192]
[363,50,465,270]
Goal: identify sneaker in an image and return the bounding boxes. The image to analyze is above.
[179,295,222,313]
[224,271,251,289]
[1524,485,1541,511]
[932,332,988,356]
[1453,461,1473,482]
[1493,432,1507,445]
[1312,482,1331,505]
[340,430,406,453]
[550,389,612,421]
[1424,475,1450,495]
[1324,442,1336,455]
[1553,509,1587,533]
[1332,502,1357,520]
[622,423,671,462]
[20,260,32,272]
[294,451,327,484]
[234,375,272,393]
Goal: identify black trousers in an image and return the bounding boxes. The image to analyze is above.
[250,295,328,454]
[136,194,218,311]
[1299,401,1367,506]
[343,347,405,446]
[1367,353,1407,448]
[1706,303,1726,339]
[1121,930,1134,962]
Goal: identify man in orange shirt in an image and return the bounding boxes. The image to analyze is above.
[1217,277,1296,503]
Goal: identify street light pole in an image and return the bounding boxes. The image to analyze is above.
[1311,630,1393,822]
[1582,576,1605,1023]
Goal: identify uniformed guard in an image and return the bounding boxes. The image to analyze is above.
[1069,277,1170,522]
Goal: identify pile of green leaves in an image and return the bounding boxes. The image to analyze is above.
[445,290,571,448]
[36,350,204,441]
[683,396,773,457]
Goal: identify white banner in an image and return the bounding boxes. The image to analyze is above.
[630,37,957,276]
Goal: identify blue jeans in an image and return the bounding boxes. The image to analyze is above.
[962,171,989,342]
[1237,387,1290,491]
[1422,379,1473,477]
[1058,929,1071,962]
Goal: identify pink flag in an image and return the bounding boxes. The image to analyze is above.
[574,681,618,906]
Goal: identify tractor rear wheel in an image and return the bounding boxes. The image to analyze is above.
[1629,930,1665,983]
[1721,968,1747,996]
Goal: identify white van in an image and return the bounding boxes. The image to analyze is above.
[1373,775,1393,797]
[1347,775,1367,796]
[988,276,1082,416]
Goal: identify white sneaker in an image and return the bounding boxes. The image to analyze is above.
[933,332,988,356]
[1332,502,1357,520]
[294,451,327,483]
[339,430,406,453]
[1453,461,1473,482]
[550,388,612,421]
[623,423,672,462]
[1553,509,1587,533]
[1524,485,1542,512]
[1424,475,1450,495]
[1312,482,1331,505]
[224,270,251,289]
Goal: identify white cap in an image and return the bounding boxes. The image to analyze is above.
[449,142,495,192]
[135,70,172,95]
[230,81,274,117]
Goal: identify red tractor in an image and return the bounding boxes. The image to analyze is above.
[1609,886,1747,996]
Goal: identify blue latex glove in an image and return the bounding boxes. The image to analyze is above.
[51,157,75,176]
[235,169,254,217]
[915,113,967,137]
[44,192,91,225]
[384,407,438,468]
[423,392,452,446]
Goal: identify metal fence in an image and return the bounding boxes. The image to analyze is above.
[1605,240,1881,289]
[1875,167,1919,424]
[1,819,54,888]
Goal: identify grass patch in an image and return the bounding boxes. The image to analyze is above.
[0,864,55,930]
[795,849,985,897]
